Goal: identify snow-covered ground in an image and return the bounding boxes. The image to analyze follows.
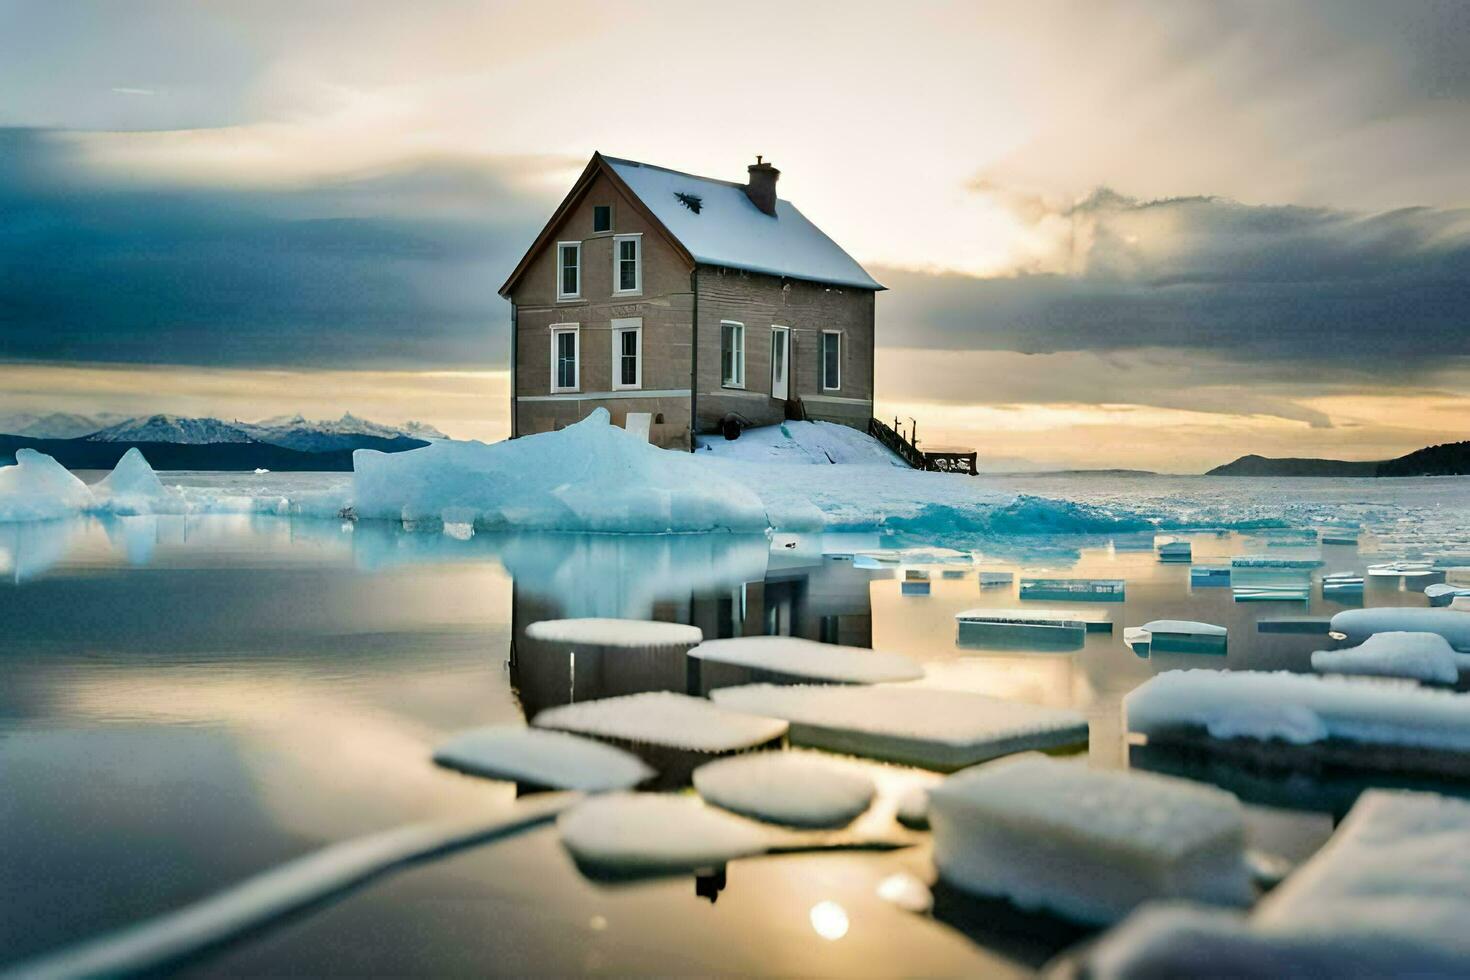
[695,420,908,467]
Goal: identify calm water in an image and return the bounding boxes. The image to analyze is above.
[3,474,1468,975]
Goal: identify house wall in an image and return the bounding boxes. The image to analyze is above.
[693,265,875,433]
[509,170,695,449]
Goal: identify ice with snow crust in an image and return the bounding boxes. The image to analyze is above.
[1086,790,1470,978]
[689,635,922,684]
[929,755,1250,926]
[1330,607,1470,651]
[433,725,654,791]
[1311,631,1470,684]
[0,449,94,522]
[693,751,876,828]
[352,408,798,533]
[558,793,776,873]
[532,691,788,754]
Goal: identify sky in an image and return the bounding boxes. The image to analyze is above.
[1,0,1467,469]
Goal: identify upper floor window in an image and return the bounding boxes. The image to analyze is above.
[721,321,745,388]
[612,317,642,390]
[556,242,581,300]
[550,324,579,392]
[821,330,841,390]
[613,234,641,295]
[593,205,612,233]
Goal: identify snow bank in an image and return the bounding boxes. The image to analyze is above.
[91,448,184,515]
[929,755,1250,925]
[558,793,775,873]
[696,420,907,467]
[533,691,788,754]
[1330,607,1470,651]
[1087,790,1470,978]
[710,684,1088,771]
[1312,632,1469,684]
[0,449,94,522]
[1126,669,1470,751]
[689,636,922,684]
[693,751,875,827]
[433,725,654,791]
[525,618,703,649]
[353,408,794,533]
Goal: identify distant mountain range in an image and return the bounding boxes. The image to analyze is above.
[1208,441,1470,477]
[0,412,445,471]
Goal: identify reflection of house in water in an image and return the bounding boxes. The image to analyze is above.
[510,533,879,721]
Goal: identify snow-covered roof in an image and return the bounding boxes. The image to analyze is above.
[604,156,883,291]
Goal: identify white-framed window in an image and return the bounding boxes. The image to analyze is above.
[550,324,579,392]
[721,321,745,388]
[556,241,581,301]
[611,317,642,390]
[821,330,841,391]
[613,234,641,295]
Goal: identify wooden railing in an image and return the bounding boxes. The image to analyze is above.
[868,417,926,470]
[868,417,978,476]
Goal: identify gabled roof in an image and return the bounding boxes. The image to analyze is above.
[499,153,884,296]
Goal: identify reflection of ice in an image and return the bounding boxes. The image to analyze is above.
[99,515,160,566]
[0,517,87,582]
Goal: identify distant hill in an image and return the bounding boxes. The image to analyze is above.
[0,435,426,471]
[1208,441,1470,477]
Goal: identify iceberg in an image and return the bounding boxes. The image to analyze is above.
[433,725,654,791]
[1085,791,1470,977]
[0,449,94,522]
[1311,632,1469,684]
[1330,607,1470,651]
[928,755,1250,926]
[532,691,788,755]
[688,635,922,685]
[352,408,789,533]
[91,448,185,515]
[693,751,875,828]
[710,684,1088,771]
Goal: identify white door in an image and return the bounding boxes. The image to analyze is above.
[770,327,790,401]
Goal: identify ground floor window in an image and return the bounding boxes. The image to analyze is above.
[612,317,642,390]
[821,330,841,390]
[551,324,579,392]
[721,321,745,388]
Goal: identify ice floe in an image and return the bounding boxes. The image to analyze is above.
[688,635,922,684]
[1231,555,1322,569]
[1019,577,1125,601]
[0,449,94,522]
[693,751,875,827]
[352,408,788,532]
[524,618,703,649]
[433,725,654,791]
[90,448,185,515]
[1367,560,1436,577]
[1126,669,1470,757]
[929,755,1250,925]
[710,684,1088,771]
[1085,790,1470,977]
[1190,566,1231,587]
[1131,620,1227,654]
[1157,540,1192,563]
[851,546,973,569]
[955,607,1110,647]
[1311,632,1469,684]
[533,691,788,754]
[558,793,776,873]
[1425,583,1470,606]
[1330,607,1470,651]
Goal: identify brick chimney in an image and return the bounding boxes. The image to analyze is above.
[745,155,779,216]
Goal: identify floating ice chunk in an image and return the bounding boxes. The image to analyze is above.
[1138,620,1227,654]
[1231,555,1322,569]
[977,571,1013,587]
[1425,583,1470,607]
[1019,578,1125,601]
[1086,790,1470,977]
[1233,585,1309,602]
[928,756,1250,925]
[558,793,775,873]
[253,467,270,475]
[525,618,703,649]
[433,725,654,791]
[1189,566,1230,586]
[1123,627,1152,658]
[352,408,785,533]
[689,635,922,684]
[1330,607,1470,651]
[91,448,185,515]
[877,872,934,913]
[0,449,93,522]
[1321,571,1363,595]
[710,684,1088,771]
[693,751,875,827]
[1320,532,1359,545]
[1157,540,1192,563]
[1311,632,1468,684]
[1367,560,1435,577]
[1126,669,1470,756]
[851,546,973,569]
[533,691,788,754]
[955,606,1110,646]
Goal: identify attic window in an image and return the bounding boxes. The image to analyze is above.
[675,192,703,214]
[593,205,611,233]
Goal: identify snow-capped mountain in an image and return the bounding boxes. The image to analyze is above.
[0,412,129,439]
[87,415,262,444]
[240,413,445,452]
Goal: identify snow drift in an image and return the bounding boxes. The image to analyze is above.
[352,409,810,533]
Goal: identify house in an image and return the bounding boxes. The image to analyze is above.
[498,153,884,450]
